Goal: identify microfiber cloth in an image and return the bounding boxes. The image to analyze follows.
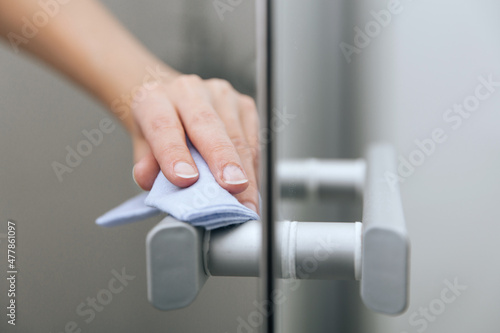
[96,140,259,230]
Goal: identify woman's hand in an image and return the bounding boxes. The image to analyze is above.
[131,75,260,213]
[0,0,260,212]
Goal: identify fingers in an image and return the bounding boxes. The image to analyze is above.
[206,81,259,212]
[130,75,260,214]
[239,95,261,182]
[169,76,249,194]
[236,96,260,212]
[133,88,199,188]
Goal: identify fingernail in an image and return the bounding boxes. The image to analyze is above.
[222,164,248,185]
[132,165,139,187]
[174,162,198,179]
[243,202,257,213]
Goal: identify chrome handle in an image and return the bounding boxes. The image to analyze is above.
[146,143,410,314]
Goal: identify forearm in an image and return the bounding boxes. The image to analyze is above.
[0,0,178,133]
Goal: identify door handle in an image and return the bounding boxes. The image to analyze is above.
[146,143,410,315]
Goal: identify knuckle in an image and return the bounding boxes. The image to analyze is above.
[240,95,257,112]
[253,156,260,172]
[229,135,248,151]
[239,96,260,126]
[239,147,254,161]
[250,134,261,148]
[243,145,260,165]
[190,106,219,125]
[229,133,260,163]
[149,115,181,134]
[210,140,237,157]
[157,143,187,160]
[231,136,259,168]
[175,74,202,87]
[249,110,260,126]
[208,78,233,95]
[249,145,260,162]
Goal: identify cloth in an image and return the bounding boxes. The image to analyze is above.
[96,141,259,230]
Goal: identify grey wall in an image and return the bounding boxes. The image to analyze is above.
[0,1,260,332]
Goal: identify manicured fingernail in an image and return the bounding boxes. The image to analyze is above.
[222,164,248,185]
[243,202,257,213]
[174,162,198,179]
[132,165,139,187]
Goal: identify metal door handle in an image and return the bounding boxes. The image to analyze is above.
[146,143,410,315]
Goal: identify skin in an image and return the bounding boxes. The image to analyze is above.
[0,0,260,213]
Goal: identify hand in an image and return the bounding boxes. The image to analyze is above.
[0,0,260,211]
[131,75,260,213]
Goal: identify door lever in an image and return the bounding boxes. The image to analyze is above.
[146,143,410,315]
